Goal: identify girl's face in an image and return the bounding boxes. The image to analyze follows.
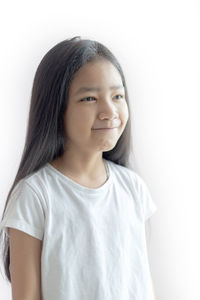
[63,59,129,155]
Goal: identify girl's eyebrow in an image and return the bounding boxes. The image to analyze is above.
[74,84,124,95]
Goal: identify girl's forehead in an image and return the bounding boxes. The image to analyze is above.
[75,59,118,77]
[70,61,122,88]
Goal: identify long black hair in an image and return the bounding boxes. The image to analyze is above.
[0,36,136,283]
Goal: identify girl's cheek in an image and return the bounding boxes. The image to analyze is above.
[123,103,129,117]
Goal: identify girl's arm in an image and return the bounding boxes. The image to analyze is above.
[8,228,42,300]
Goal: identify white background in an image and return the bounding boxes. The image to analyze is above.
[0,0,200,299]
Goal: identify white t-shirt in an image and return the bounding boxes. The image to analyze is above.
[0,159,157,300]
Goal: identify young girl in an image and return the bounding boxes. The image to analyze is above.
[0,36,157,300]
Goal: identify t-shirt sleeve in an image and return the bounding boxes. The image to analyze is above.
[0,180,45,240]
[134,173,157,222]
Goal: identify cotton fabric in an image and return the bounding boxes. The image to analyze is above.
[0,159,157,300]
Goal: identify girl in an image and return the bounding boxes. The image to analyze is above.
[0,36,157,300]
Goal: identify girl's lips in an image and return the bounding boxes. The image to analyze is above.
[92,126,119,130]
[92,127,118,131]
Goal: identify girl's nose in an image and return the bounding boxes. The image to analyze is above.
[98,100,119,120]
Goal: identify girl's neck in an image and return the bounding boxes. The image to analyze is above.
[49,156,109,188]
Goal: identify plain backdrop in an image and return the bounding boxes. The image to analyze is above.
[0,0,200,299]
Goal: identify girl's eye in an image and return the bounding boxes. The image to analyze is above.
[80,96,95,102]
[80,94,124,102]
[114,94,124,100]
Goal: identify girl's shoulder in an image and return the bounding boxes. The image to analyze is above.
[107,160,154,200]
[11,163,50,201]
[107,159,140,184]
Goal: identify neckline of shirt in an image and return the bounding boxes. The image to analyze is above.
[45,158,113,194]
